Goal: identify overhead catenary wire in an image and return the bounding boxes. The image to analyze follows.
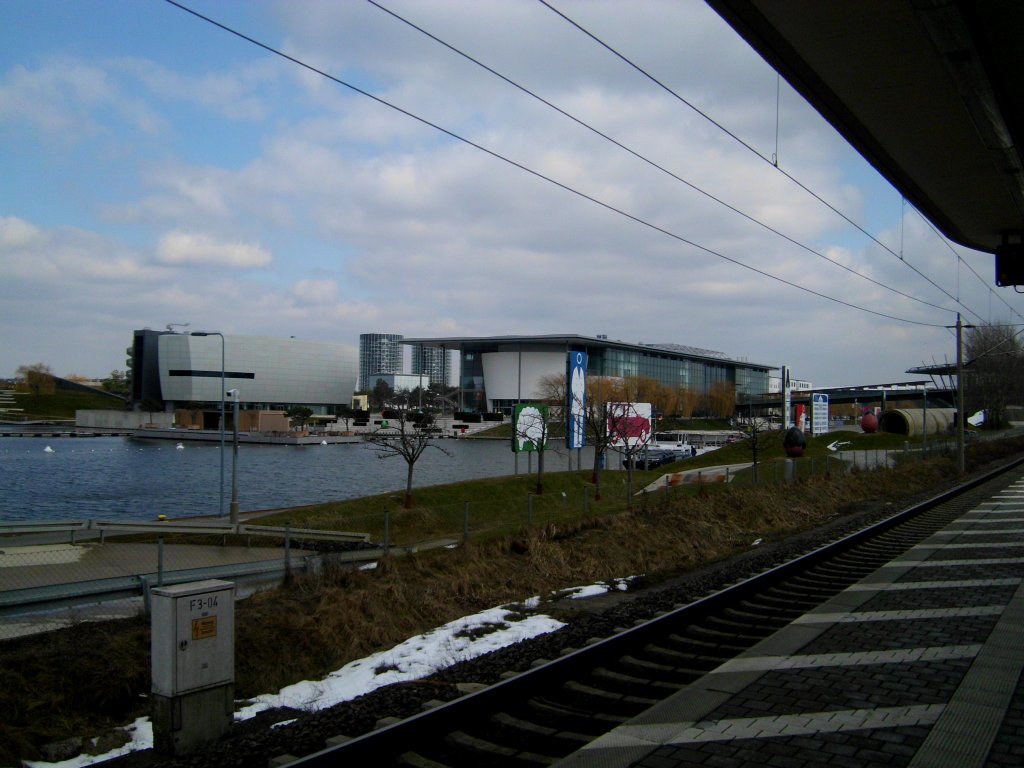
[368,0,952,316]
[164,0,946,329]
[911,206,1024,326]
[537,0,982,321]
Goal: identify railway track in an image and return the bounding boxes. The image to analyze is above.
[288,459,1023,768]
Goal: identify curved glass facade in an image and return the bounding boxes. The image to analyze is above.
[421,335,772,413]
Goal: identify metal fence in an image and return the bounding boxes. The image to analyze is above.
[0,444,946,640]
[0,520,378,640]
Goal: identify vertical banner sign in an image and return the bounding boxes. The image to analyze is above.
[566,351,587,449]
[795,404,806,432]
[811,393,829,437]
[512,403,548,453]
[781,364,792,429]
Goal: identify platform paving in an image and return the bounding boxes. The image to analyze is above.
[556,474,1024,767]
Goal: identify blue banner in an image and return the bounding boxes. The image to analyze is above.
[566,351,587,449]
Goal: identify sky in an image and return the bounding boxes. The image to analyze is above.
[3,0,1021,387]
[24,579,635,768]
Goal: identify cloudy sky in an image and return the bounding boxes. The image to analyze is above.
[2,0,1019,387]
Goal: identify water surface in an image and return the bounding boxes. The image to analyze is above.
[0,436,597,521]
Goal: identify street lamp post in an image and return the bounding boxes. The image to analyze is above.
[227,389,240,523]
[190,331,226,518]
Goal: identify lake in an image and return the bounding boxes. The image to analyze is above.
[0,436,598,522]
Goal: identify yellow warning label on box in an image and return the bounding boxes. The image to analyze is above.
[191,616,217,640]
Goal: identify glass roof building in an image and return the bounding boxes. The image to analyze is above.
[403,334,774,414]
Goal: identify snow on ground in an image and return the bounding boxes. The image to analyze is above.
[23,579,637,768]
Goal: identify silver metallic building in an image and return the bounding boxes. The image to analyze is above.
[130,329,357,410]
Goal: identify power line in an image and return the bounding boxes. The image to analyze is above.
[537,0,978,319]
[911,206,1024,326]
[368,0,952,315]
[164,0,947,329]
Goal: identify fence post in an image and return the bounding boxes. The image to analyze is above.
[463,501,469,543]
[157,537,164,587]
[140,575,151,615]
[284,523,292,582]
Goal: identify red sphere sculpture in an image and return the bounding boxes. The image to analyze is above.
[861,412,878,433]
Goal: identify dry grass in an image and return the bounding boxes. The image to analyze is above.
[0,444,1007,764]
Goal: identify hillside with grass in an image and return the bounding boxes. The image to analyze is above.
[1,387,125,422]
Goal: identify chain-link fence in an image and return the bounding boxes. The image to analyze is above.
[1,444,945,640]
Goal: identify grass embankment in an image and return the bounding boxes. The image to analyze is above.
[0,430,1007,764]
[254,428,936,545]
[2,389,124,421]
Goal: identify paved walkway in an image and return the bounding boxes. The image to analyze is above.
[558,469,1024,767]
[0,542,287,591]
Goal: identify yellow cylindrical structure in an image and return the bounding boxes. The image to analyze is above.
[878,408,956,437]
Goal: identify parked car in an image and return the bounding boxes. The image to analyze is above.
[624,450,676,470]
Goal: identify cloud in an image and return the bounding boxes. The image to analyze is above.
[156,231,272,268]
[291,278,338,304]
[0,216,46,249]
[0,59,163,140]
[2,0,1014,386]
[119,57,280,121]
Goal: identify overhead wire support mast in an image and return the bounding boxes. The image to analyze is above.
[164,0,946,329]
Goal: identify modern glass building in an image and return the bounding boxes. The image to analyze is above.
[129,329,357,412]
[410,343,451,388]
[404,334,773,414]
[358,333,403,391]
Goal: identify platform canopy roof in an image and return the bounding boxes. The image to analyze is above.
[707,1,1024,267]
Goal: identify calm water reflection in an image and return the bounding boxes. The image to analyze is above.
[0,436,597,521]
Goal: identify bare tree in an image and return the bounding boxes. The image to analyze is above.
[677,386,699,421]
[581,377,622,500]
[707,381,737,420]
[16,363,55,396]
[364,409,450,508]
[965,323,1024,430]
[513,403,551,494]
[744,412,774,483]
[370,379,395,411]
[606,400,654,506]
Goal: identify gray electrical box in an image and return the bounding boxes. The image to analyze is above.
[151,579,235,754]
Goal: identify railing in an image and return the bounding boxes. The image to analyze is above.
[0,518,371,544]
[0,521,380,639]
